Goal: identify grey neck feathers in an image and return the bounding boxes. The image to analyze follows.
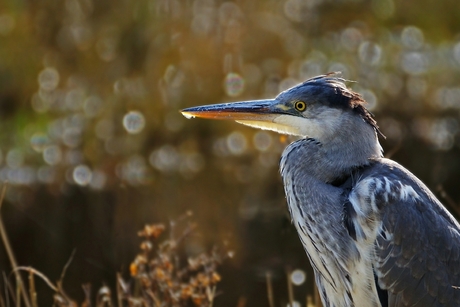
[281,113,383,184]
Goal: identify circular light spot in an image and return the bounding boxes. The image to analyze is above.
[8,167,35,185]
[401,26,424,50]
[149,145,180,173]
[401,52,428,75]
[38,67,60,91]
[212,138,229,157]
[123,111,145,134]
[253,131,272,151]
[358,41,382,66]
[43,145,62,165]
[226,131,247,155]
[31,93,50,113]
[30,132,49,152]
[191,14,214,36]
[341,27,363,51]
[73,165,92,186]
[434,87,460,110]
[361,89,378,111]
[118,155,148,185]
[279,78,298,92]
[300,60,324,80]
[428,118,458,151]
[291,269,306,286]
[224,72,245,97]
[328,62,349,77]
[181,152,205,175]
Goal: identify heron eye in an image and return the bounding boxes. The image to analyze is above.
[295,101,307,112]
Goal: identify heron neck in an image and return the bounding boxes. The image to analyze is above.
[282,122,382,184]
[325,123,382,177]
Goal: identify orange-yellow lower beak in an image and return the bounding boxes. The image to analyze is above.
[181,99,285,121]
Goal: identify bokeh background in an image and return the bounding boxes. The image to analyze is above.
[1,0,460,306]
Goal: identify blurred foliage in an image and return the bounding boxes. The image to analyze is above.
[127,221,226,307]
[1,217,229,307]
[0,0,460,306]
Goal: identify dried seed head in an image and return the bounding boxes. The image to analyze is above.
[129,262,138,276]
[180,285,193,299]
[138,224,165,238]
[140,240,153,251]
[192,294,205,306]
[211,272,221,284]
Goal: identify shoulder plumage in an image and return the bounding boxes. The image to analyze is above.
[345,158,460,305]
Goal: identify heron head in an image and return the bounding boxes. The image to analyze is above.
[181,73,384,143]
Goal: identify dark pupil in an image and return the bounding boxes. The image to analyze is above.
[297,102,304,110]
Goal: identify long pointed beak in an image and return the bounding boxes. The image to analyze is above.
[180,99,304,136]
[181,99,286,121]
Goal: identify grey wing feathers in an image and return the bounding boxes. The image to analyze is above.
[376,196,460,306]
[353,159,460,307]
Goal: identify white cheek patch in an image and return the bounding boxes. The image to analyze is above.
[236,119,302,136]
[272,115,315,137]
[236,108,343,139]
[274,109,343,139]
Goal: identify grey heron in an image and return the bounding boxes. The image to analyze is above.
[181,73,460,307]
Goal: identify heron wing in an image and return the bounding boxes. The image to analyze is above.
[349,158,460,307]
